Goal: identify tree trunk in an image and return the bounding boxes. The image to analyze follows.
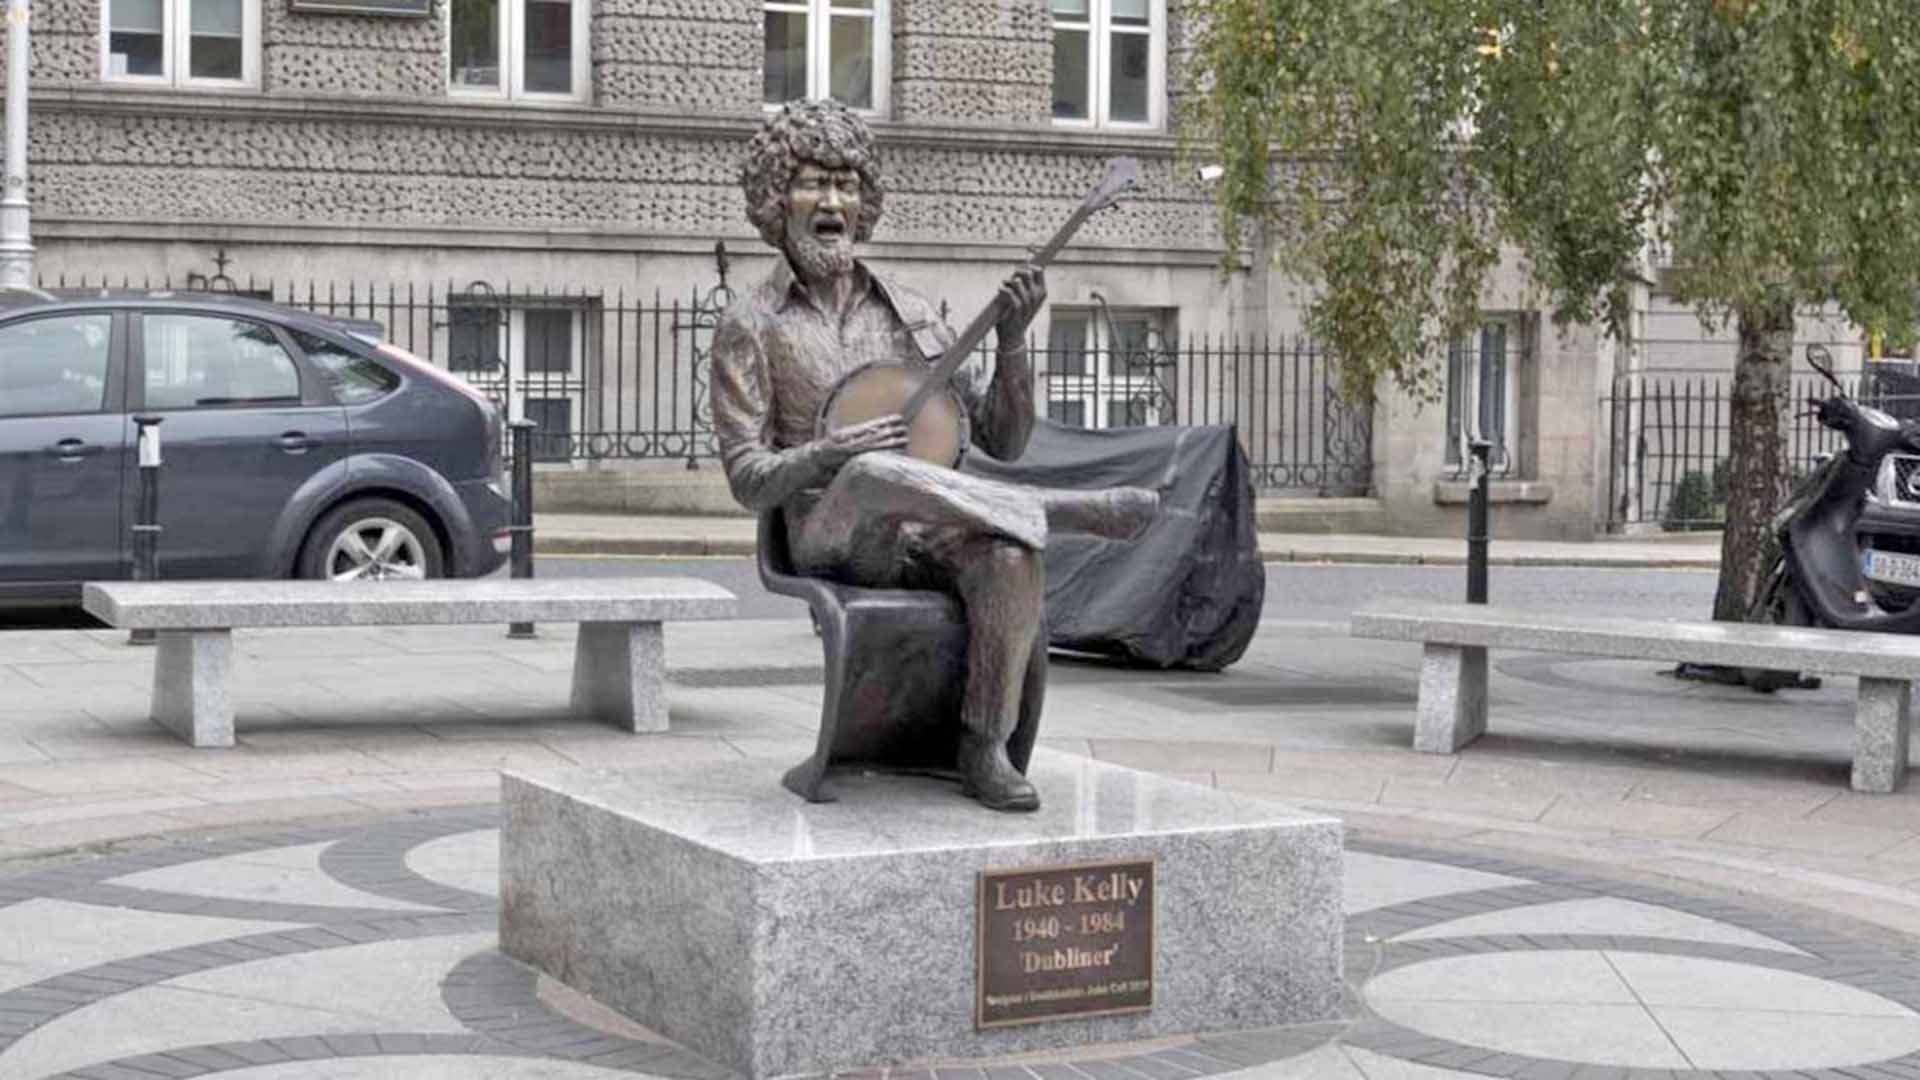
[1712,298,1796,622]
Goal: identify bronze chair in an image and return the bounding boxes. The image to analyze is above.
[755,509,1043,802]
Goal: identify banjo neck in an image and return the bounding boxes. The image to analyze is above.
[896,200,1108,424]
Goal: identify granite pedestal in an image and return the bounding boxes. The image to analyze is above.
[500,751,1344,1079]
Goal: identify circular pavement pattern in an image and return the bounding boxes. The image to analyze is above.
[2,807,1919,1079]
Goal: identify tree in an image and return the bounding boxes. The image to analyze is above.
[1186,0,1920,621]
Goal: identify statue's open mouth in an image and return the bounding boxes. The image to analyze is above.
[813,217,847,239]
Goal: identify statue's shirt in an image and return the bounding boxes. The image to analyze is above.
[710,258,1029,517]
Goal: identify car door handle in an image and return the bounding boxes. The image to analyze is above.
[43,438,101,461]
[277,431,317,454]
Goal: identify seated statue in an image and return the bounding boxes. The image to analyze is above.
[710,100,1159,812]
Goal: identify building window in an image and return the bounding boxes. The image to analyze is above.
[445,301,593,461]
[449,0,588,102]
[1446,318,1523,476]
[525,397,573,462]
[1044,306,1172,429]
[103,0,258,88]
[763,0,889,113]
[1051,0,1161,129]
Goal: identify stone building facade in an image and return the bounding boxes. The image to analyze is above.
[8,0,1806,540]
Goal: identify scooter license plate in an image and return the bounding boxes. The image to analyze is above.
[1863,549,1920,586]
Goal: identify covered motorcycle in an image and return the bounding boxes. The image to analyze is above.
[966,418,1263,671]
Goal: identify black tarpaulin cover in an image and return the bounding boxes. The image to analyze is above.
[967,419,1264,671]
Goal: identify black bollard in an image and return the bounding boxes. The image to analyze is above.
[1467,438,1492,605]
[507,419,537,639]
[129,415,164,645]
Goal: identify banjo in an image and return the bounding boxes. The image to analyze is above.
[814,156,1141,467]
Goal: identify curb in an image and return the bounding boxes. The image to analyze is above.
[535,537,1720,570]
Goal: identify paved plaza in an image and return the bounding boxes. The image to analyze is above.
[4,563,1920,1077]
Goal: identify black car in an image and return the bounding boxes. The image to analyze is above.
[0,289,510,606]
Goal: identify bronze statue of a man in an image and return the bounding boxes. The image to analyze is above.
[711,100,1158,812]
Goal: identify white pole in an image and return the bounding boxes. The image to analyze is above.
[0,0,32,289]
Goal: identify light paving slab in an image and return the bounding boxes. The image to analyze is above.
[0,898,303,994]
[111,841,442,913]
[1605,950,1917,1015]
[1377,778,1557,822]
[1652,1007,1920,1070]
[404,828,499,897]
[1366,951,1637,1005]
[1538,796,1735,839]
[1704,813,1915,858]
[1359,1000,1691,1068]
[1088,738,1278,774]
[1391,898,1807,954]
[1219,769,1388,805]
[171,933,490,1032]
[1342,851,1527,915]
[0,757,221,796]
[0,810,203,852]
[1,984,417,1080]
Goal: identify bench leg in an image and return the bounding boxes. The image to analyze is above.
[570,621,665,733]
[1853,677,1912,794]
[152,629,234,748]
[1414,643,1488,754]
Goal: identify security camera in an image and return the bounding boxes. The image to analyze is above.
[1197,164,1225,182]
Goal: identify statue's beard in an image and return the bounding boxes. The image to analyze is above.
[786,230,855,281]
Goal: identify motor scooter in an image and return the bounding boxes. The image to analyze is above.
[1744,345,1920,687]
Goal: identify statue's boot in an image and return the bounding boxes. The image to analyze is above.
[952,539,1045,814]
[960,731,1039,812]
[1042,487,1160,542]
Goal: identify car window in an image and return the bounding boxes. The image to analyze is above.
[291,330,400,405]
[0,313,113,418]
[143,314,302,410]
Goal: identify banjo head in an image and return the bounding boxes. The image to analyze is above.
[818,362,970,468]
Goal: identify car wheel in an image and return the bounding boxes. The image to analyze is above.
[299,499,445,582]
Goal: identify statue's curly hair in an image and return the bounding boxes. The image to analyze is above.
[741,99,885,248]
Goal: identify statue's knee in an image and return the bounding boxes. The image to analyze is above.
[984,539,1043,588]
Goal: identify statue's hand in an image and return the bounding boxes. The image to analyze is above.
[994,264,1046,349]
[815,413,909,467]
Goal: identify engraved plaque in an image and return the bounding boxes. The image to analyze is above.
[976,858,1154,1029]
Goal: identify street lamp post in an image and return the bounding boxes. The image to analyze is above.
[0,0,31,288]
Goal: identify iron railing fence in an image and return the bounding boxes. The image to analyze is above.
[38,272,1375,495]
[1604,368,1920,530]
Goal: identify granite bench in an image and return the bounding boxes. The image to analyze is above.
[1350,602,1920,793]
[81,579,737,748]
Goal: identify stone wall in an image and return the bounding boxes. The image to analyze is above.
[263,2,444,98]
[594,0,759,113]
[27,98,1218,254]
[26,0,97,85]
[891,0,1050,127]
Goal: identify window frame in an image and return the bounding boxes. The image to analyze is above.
[1445,316,1524,477]
[1050,0,1165,132]
[446,0,591,105]
[100,0,260,90]
[1042,305,1173,430]
[761,0,892,117]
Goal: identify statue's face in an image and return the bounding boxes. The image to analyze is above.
[785,162,860,280]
